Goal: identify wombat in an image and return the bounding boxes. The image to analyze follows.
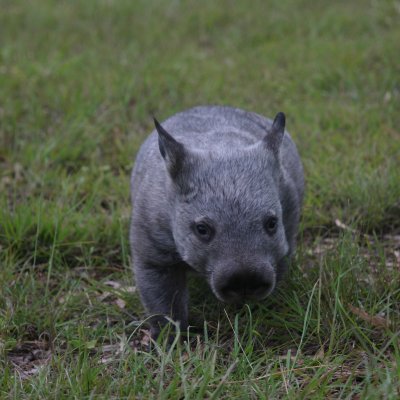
[130,105,304,338]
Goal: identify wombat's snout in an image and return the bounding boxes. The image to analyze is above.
[214,270,275,303]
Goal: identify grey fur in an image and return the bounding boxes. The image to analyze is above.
[130,105,304,338]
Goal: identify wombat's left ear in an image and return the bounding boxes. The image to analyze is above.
[154,117,186,180]
[263,112,285,156]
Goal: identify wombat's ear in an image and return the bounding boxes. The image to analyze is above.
[263,112,285,156]
[154,118,186,179]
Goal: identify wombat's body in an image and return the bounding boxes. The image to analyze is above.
[130,105,304,337]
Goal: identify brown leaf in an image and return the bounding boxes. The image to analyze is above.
[121,286,136,293]
[7,340,51,379]
[13,162,23,181]
[104,280,121,289]
[313,346,325,360]
[335,219,355,232]
[114,298,126,309]
[348,304,390,329]
[139,329,151,347]
[394,250,400,266]
[98,291,112,302]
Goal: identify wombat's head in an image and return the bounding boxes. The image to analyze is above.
[154,113,289,303]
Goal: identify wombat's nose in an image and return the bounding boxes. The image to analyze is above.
[219,272,273,302]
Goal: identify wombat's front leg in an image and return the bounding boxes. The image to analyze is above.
[134,262,188,339]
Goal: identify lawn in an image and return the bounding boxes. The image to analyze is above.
[0,0,399,398]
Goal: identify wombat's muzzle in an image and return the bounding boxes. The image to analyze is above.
[212,267,276,303]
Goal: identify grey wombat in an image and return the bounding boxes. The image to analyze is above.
[130,106,304,338]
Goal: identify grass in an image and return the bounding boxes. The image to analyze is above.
[0,0,399,398]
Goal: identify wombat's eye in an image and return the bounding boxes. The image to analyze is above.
[264,216,278,234]
[192,220,214,242]
[196,224,209,236]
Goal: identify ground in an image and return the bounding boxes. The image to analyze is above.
[0,0,399,398]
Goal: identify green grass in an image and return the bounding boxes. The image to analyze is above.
[1,0,399,398]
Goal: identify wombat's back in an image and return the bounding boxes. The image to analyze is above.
[159,105,276,150]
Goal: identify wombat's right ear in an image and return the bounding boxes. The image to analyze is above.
[154,118,186,180]
[263,112,285,156]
